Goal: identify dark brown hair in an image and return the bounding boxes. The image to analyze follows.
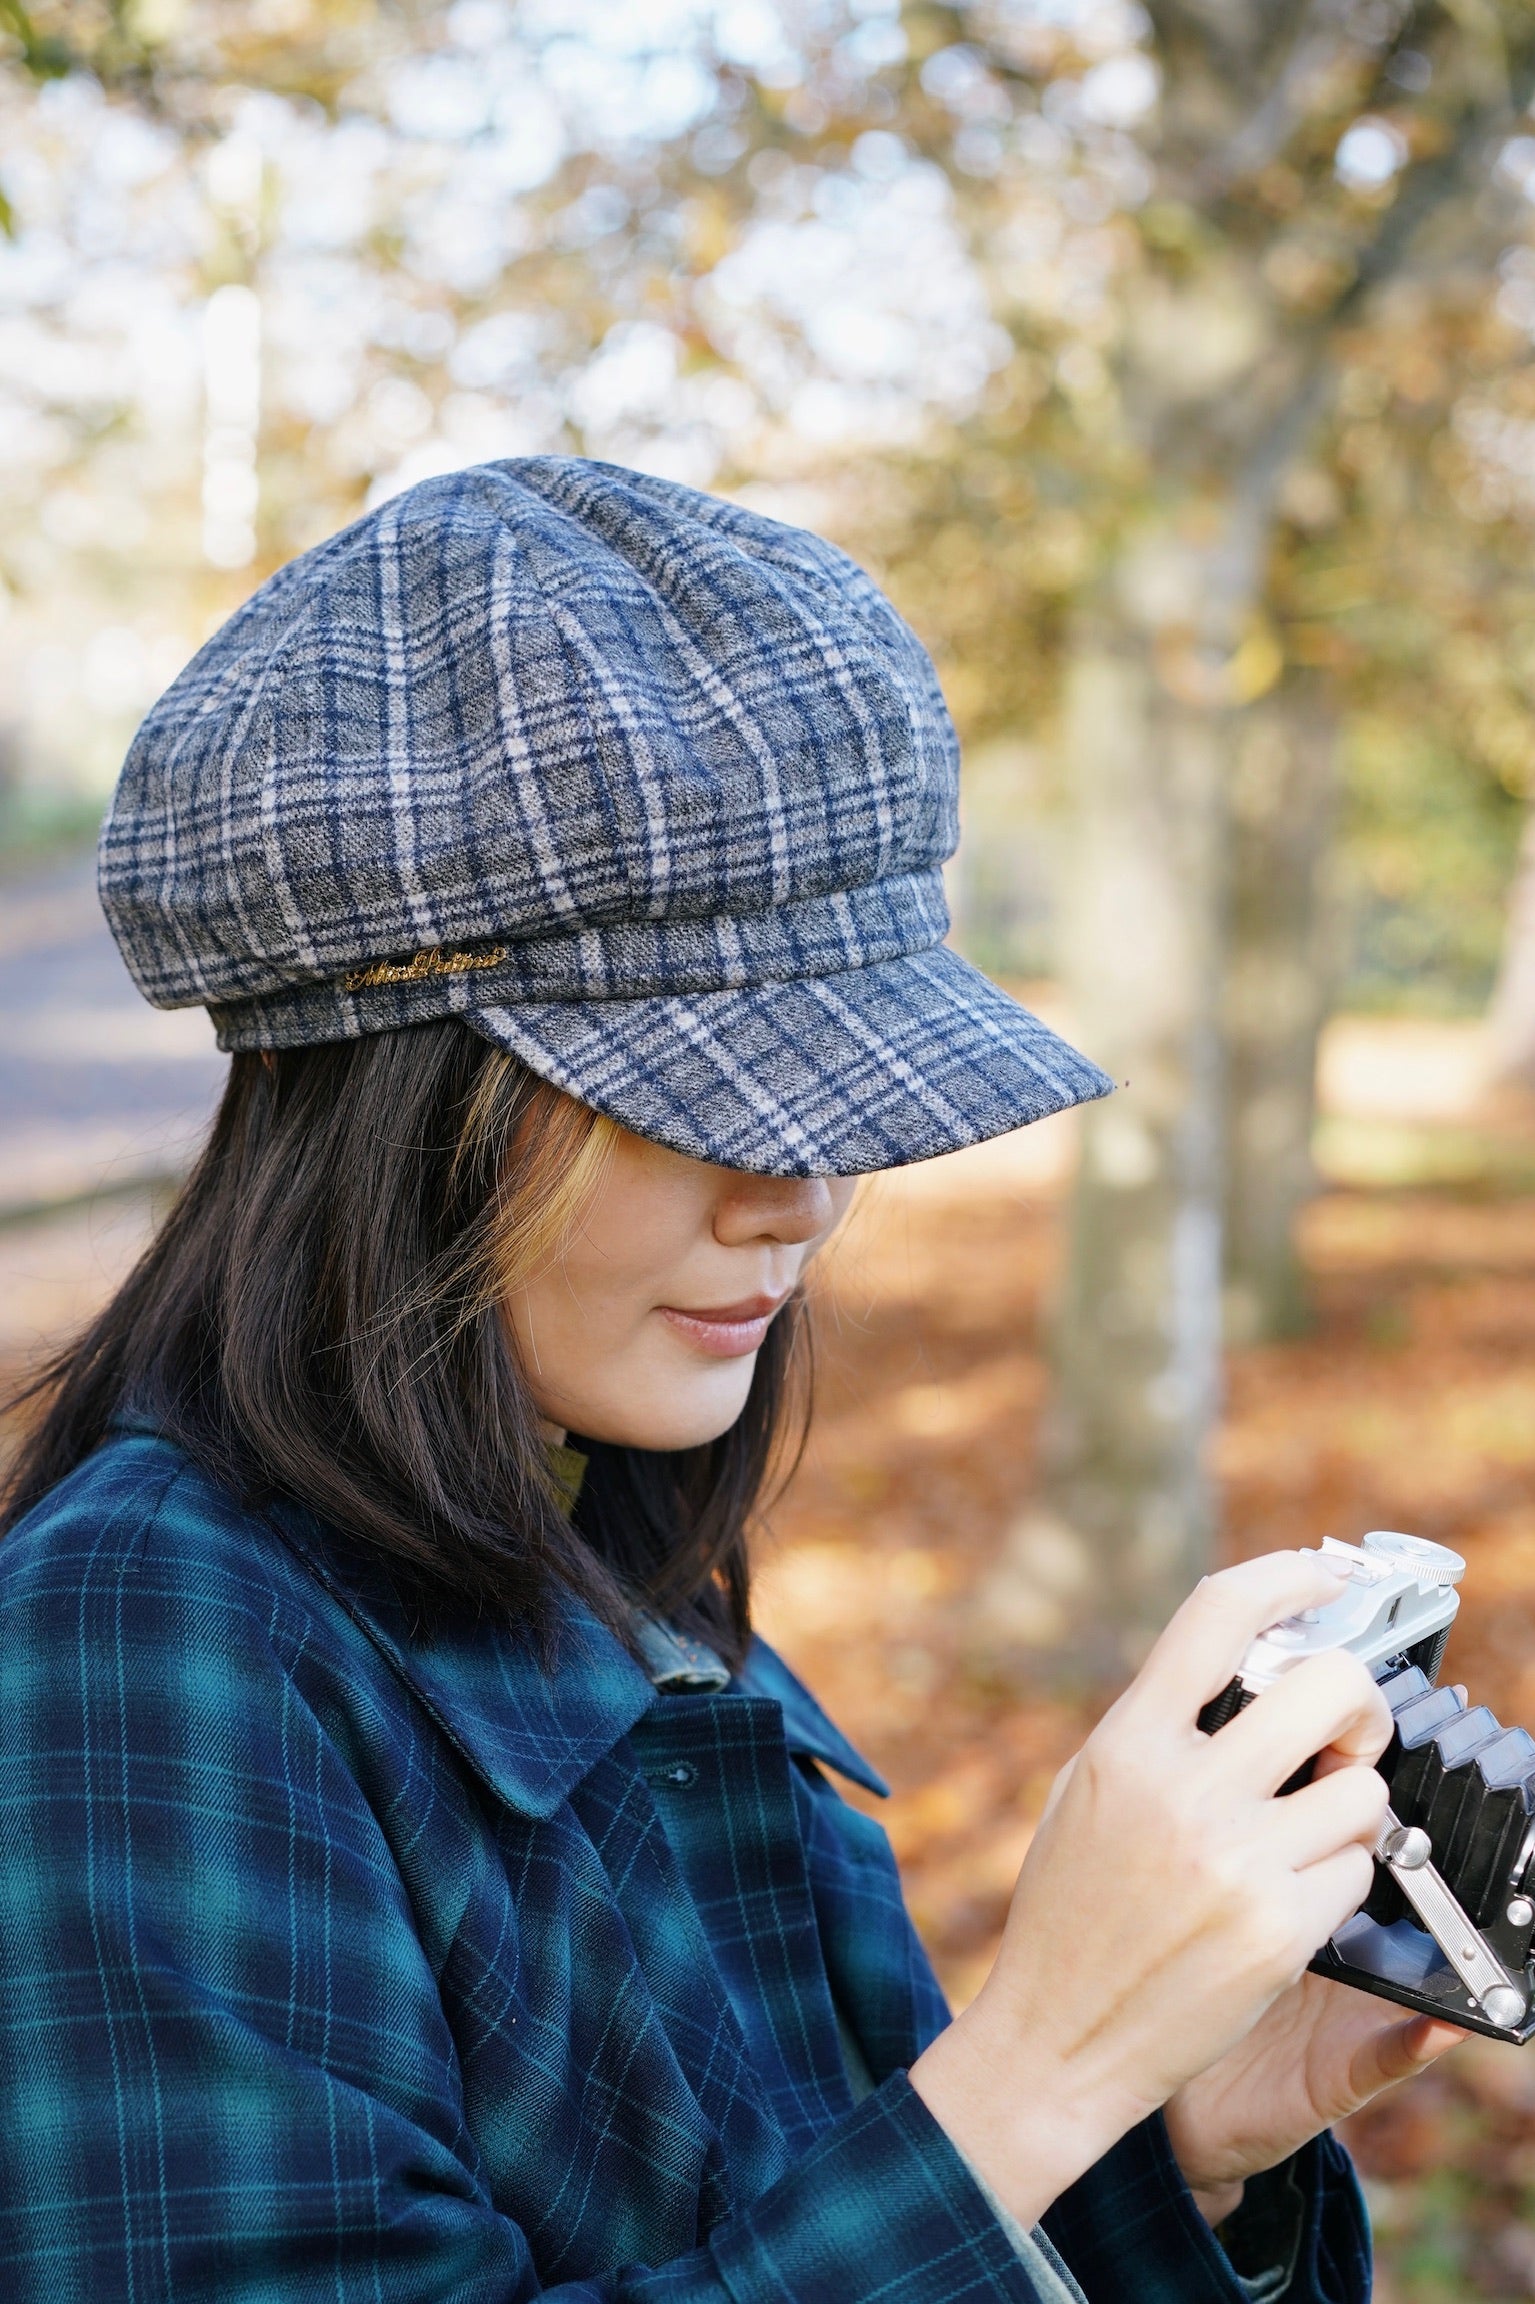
[0,1021,810,1664]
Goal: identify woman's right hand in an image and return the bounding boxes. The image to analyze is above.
[908,1549,1392,2233]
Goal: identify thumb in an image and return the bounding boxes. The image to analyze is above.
[1351,2015,1467,2100]
[1038,1747,1082,1824]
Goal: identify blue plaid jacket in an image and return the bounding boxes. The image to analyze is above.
[0,1433,1371,2301]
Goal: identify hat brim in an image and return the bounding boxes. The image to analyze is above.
[465,945,1113,1178]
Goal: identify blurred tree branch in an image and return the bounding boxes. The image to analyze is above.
[0,0,163,92]
[0,0,79,82]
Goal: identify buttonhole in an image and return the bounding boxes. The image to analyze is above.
[645,1761,698,1788]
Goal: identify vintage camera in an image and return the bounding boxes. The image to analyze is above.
[1199,1532,1535,2044]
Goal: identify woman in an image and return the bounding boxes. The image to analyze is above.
[0,460,1457,2302]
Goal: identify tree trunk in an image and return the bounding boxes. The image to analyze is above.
[1222,668,1342,1344]
[972,210,1337,1675]
[1486,808,1535,1088]
[980,507,1267,1677]
[968,0,1529,1681]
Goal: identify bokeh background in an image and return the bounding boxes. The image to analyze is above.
[6,2,1535,2292]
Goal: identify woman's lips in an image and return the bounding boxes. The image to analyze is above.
[657,1294,786,1359]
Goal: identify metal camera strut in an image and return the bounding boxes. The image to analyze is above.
[1373,1807,1527,2032]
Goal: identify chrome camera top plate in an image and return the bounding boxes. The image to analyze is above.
[1235,1531,1464,1696]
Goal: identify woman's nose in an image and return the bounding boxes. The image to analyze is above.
[714,1175,837,1248]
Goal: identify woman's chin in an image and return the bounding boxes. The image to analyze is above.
[567,1374,758,1454]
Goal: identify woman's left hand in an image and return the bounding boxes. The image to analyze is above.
[1163,1970,1465,2224]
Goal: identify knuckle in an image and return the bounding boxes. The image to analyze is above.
[1344,1841,1376,1901]
[1202,1843,1253,1915]
[1261,1914,1308,1983]
[1224,1887,1301,1982]
[1306,1648,1358,1694]
[1192,1568,1241,1608]
[1300,1647,1385,1716]
[1333,1648,1381,1701]
[1084,1720,1148,1790]
[1321,1766,1386,1845]
[1176,1812,1249,1905]
[1221,1550,1309,1596]
[1363,1688,1394,1747]
[1318,1655,1392,1742]
[1346,1650,1385,1705]
[1201,1556,1293,1607]
[1191,1564,1257,1616]
[1070,1738,1119,1816]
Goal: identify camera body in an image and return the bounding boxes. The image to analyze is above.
[1199,1533,1535,2044]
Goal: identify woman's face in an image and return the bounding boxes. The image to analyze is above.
[505,1128,855,1452]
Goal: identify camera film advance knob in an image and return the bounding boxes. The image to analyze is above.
[1361,1531,1466,1588]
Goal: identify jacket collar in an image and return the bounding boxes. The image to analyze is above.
[735,1640,890,1798]
[271,1500,888,1814]
[270,1502,657,1821]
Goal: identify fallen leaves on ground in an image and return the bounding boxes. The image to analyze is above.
[756,1170,1535,2301]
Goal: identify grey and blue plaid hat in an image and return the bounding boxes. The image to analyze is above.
[100,458,1110,1176]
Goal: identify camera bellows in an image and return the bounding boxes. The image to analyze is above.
[1367,1667,1535,1941]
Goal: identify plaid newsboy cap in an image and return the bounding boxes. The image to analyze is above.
[99,457,1111,1175]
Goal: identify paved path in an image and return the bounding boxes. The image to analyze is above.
[0,850,226,1218]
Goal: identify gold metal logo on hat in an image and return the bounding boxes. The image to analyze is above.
[343,943,508,992]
